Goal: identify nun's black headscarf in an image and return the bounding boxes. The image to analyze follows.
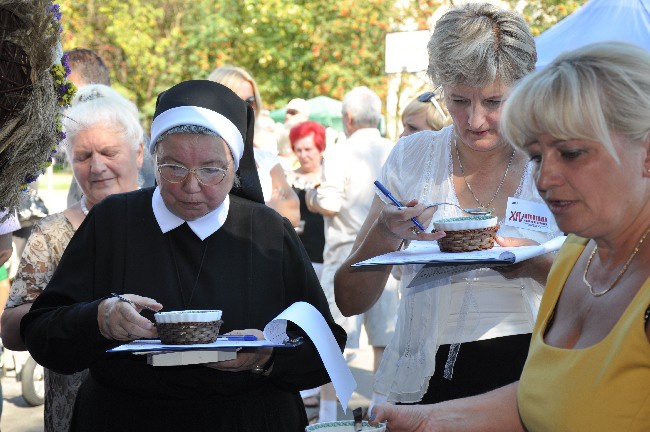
[150,80,264,204]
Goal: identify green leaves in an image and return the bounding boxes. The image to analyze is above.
[58,0,586,128]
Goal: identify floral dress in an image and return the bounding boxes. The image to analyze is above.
[6,212,88,432]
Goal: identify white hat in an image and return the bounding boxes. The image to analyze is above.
[286,98,310,117]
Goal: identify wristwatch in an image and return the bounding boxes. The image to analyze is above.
[251,351,275,375]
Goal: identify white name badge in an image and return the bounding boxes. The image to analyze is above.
[504,197,552,232]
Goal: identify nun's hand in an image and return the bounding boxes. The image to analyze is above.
[203,329,273,373]
[98,294,161,341]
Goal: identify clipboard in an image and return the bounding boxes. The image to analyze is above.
[108,337,303,354]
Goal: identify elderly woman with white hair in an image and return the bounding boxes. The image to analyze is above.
[1,83,144,431]
[20,80,346,431]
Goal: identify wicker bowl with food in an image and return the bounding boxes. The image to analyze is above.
[433,215,499,252]
[154,310,223,345]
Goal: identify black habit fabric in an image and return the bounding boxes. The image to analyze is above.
[21,188,346,431]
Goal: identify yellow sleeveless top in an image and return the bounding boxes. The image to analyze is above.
[518,235,650,431]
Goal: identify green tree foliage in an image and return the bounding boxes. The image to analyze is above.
[58,0,587,125]
[61,0,228,118]
[59,0,408,120]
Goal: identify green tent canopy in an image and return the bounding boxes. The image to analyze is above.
[269,95,343,132]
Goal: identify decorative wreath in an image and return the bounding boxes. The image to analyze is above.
[0,0,75,217]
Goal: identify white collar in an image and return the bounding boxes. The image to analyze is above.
[152,186,229,240]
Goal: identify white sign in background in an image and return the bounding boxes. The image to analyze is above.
[385,30,430,73]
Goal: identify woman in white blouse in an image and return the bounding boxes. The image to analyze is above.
[335,3,560,407]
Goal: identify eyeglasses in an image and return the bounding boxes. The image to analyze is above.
[245,96,257,111]
[286,109,299,116]
[157,162,230,186]
[417,91,448,120]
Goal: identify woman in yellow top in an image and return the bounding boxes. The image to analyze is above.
[368,41,650,432]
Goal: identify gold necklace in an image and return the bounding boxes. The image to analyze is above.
[583,227,650,297]
[454,133,515,209]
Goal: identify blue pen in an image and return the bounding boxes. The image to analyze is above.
[374,180,426,232]
[216,335,258,341]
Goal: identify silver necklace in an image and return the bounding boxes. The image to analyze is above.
[454,133,515,209]
[80,195,89,216]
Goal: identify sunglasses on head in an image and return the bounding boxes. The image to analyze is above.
[286,109,299,116]
[417,91,448,120]
[417,91,437,103]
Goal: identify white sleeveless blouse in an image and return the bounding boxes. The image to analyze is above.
[374,126,561,403]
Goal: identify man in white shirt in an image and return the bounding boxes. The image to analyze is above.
[306,86,397,421]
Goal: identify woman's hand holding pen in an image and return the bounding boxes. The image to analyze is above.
[373,181,445,241]
[98,294,162,341]
[378,199,446,241]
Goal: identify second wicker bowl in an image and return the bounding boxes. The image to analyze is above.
[436,226,499,252]
[433,216,499,253]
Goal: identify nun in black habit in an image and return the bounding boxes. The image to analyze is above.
[21,80,346,431]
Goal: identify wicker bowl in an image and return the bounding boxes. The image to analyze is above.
[154,310,223,345]
[434,216,499,253]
